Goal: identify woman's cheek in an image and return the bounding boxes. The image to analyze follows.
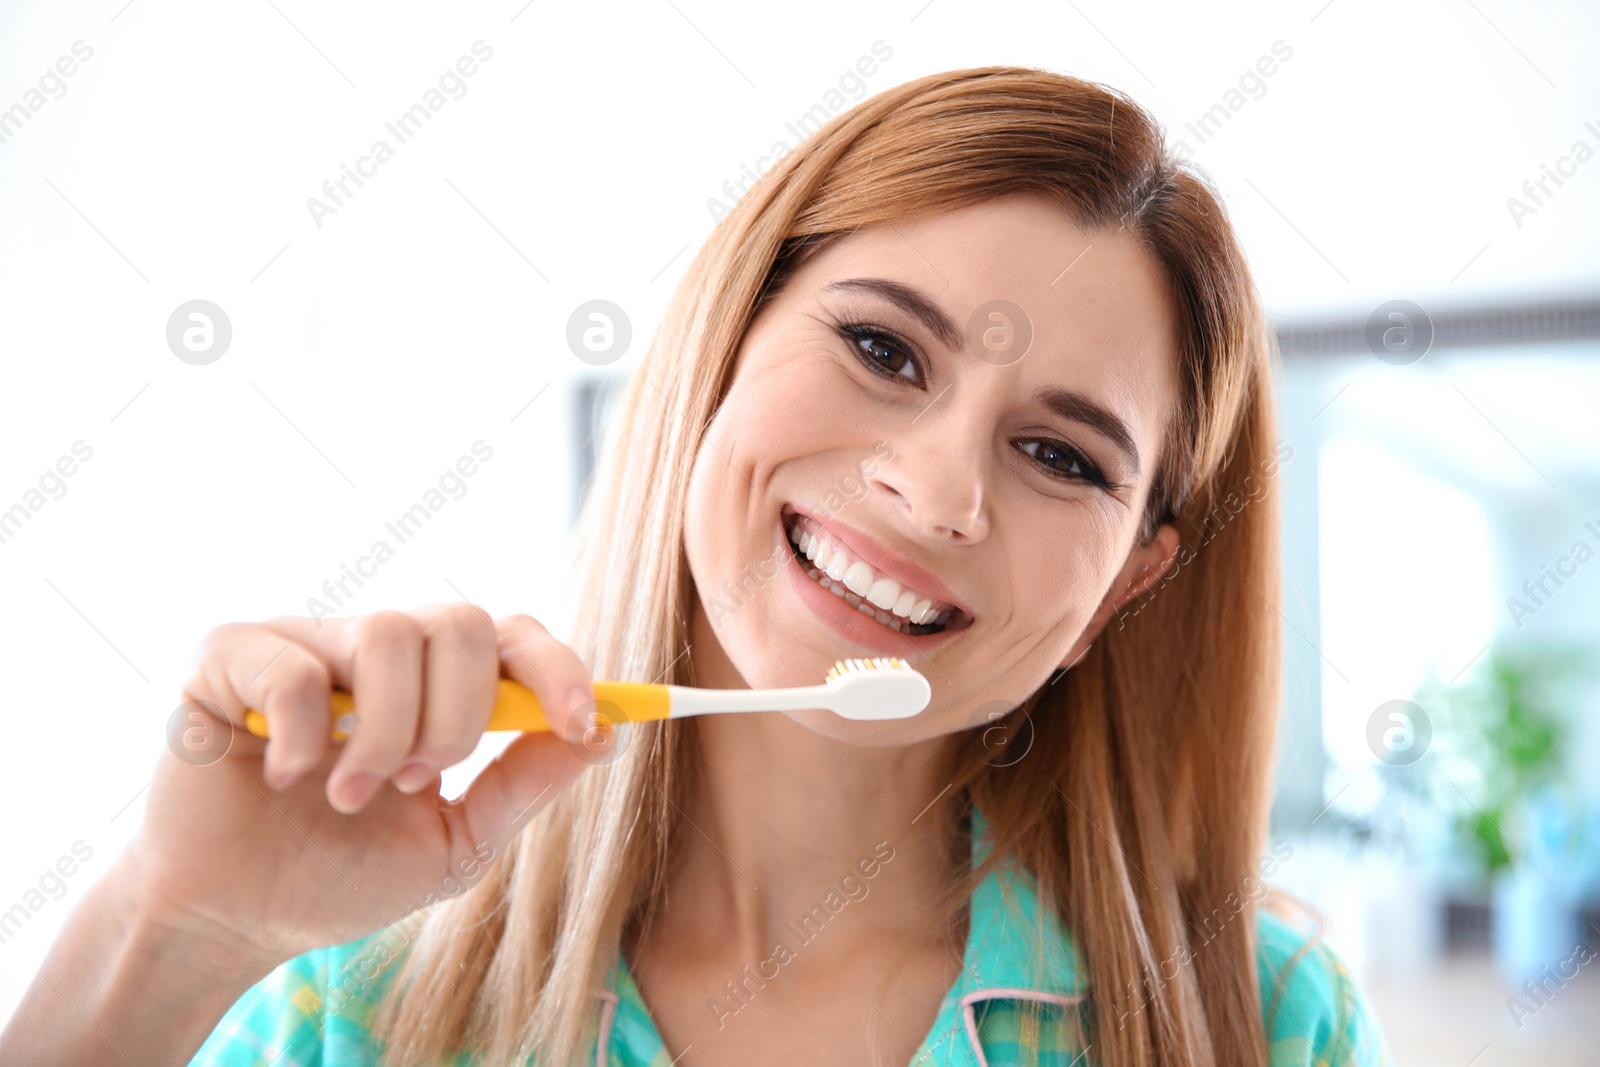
[1012,534,1102,640]
[682,436,736,593]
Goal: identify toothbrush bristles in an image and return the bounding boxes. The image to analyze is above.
[825,656,911,683]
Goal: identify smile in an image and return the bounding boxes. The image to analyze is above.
[783,508,974,638]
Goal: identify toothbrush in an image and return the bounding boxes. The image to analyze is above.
[241,656,931,741]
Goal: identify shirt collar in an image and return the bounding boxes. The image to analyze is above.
[598,803,1089,1066]
[957,804,1088,999]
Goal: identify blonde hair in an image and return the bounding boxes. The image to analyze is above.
[371,65,1284,1066]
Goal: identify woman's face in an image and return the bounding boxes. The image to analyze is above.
[683,192,1182,744]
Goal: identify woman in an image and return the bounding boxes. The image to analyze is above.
[4,67,1392,1066]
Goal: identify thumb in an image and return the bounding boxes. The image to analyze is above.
[450,731,587,858]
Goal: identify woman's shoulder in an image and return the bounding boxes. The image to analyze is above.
[1252,906,1395,1067]
[187,924,424,1067]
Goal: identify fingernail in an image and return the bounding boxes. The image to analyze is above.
[266,764,301,790]
[392,761,439,795]
[332,771,382,813]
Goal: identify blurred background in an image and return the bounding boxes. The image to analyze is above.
[1,0,1596,1060]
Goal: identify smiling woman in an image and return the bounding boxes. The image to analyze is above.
[1,65,1392,1067]
[358,66,1386,1066]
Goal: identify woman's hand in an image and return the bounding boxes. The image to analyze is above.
[0,606,596,1065]
[128,605,595,968]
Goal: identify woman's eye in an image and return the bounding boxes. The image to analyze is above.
[841,324,920,385]
[1019,439,1108,488]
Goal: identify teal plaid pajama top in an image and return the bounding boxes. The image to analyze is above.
[190,809,1394,1066]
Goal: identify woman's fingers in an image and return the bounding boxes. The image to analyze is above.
[186,608,595,815]
[324,611,426,813]
[493,613,596,746]
[446,616,597,866]
[182,623,333,789]
[391,604,501,796]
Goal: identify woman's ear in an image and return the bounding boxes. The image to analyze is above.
[1055,522,1181,671]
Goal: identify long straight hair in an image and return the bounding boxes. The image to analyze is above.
[371,66,1284,1067]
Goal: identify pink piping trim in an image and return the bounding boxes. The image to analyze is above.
[959,988,1088,1067]
[594,990,619,1067]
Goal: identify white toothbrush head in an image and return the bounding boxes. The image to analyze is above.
[821,657,932,721]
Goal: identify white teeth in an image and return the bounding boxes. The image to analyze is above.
[787,517,955,626]
[866,577,900,610]
[799,558,923,636]
[842,561,875,597]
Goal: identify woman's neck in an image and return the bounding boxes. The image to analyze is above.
[648,610,964,970]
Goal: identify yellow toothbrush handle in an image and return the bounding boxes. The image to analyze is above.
[242,679,671,741]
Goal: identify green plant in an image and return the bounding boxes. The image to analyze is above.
[1414,640,1590,882]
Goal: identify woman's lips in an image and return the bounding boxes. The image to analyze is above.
[781,504,975,626]
[779,512,971,654]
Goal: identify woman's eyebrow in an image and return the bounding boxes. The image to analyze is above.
[1036,386,1141,477]
[821,277,963,351]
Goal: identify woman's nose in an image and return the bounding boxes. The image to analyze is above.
[871,413,991,544]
